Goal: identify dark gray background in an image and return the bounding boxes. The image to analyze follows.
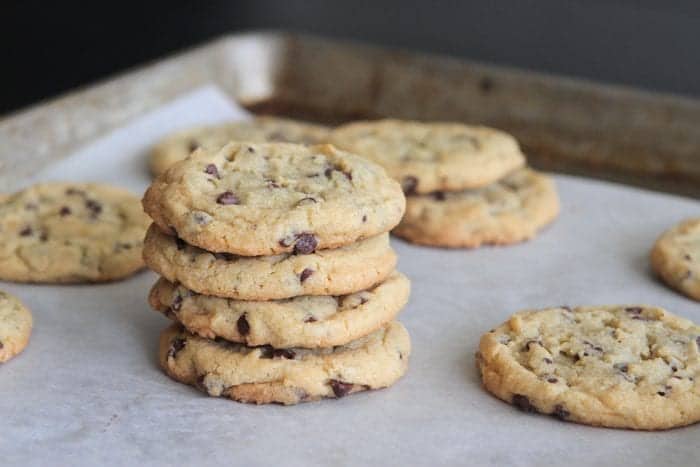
[3,1,700,115]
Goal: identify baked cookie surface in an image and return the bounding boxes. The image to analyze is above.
[477,305,700,430]
[651,218,700,301]
[330,119,525,194]
[149,271,409,348]
[0,291,32,363]
[393,168,559,248]
[159,321,410,405]
[0,183,150,282]
[143,142,405,256]
[149,117,330,176]
[143,225,397,300]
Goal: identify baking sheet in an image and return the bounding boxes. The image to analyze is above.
[2,86,699,467]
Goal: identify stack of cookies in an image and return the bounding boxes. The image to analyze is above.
[142,141,411,404]
[331,119,560,248]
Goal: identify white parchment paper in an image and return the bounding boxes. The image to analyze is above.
[2,86,699,467]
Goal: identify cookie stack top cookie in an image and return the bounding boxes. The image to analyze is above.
[143,142,406,255]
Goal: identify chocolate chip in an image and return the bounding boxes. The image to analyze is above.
[300,268,314,283]
[168,337,186,359]
[204,164,220,179]
[66,188,86,196]
[512,394,538,413]
[293,233,318,255]
[479,76,494,93]
[171,295,183,312]
[433,191,446,201]
[304,316,317,323]
[216,191,240,205]
[657,391,666,396]
[329,380,354,398]
[261,347,296,359]
[551,404,570,420]
[59,206,71,216]
[175,237,187,250]
[547,377,558,383]
[401,176,418,194]
[19,227,32,236]
[237,314,250,336]
[85,199,102,217]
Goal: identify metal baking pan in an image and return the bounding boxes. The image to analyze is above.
[2,31,699,198]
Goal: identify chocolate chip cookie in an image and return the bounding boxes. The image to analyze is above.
[651,218,700,301]
[149,117,330,176]
[393,168,559,248]
[159,320,410,405]
[143,225,397,300]
[477,305,700,430]
[330,119,526,194]
[149,271,409,348]
[143,142,405,256]
[0,183,150,282]
[0,290,32,363]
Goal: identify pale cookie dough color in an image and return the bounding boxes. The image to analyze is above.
[477,305,700,430]
[0,291,32,363]
[149,272,410,348]
[330,119,526,194]
[651,218,700,301]
[149,117,330,177]
[159,321,410,405]
[0,183,150,283]
[143,225,397,300]
[143,142,406,256]
[393,168,559,248]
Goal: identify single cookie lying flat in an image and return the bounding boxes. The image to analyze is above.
[143,142,405,256]
[0,291,32,363]
[477,305,700,430]
[651,218,700,301]
[0,183,150,282]
[149,271,409,348]
[393,168,559,248]
[149,117,330,176]
[330,119,526,194]
[143,225,397,300]
[159,321,410,405]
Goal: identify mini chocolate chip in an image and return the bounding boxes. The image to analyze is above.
[293,233,318,255]
[216,191,240,205]
[547,377,558,383]
[329,380,354,398]
[399,352,404,360]
[401,176,418,194]
[614,363,629,373]
[168,338,186,359]
[684,254,693,261]
[433,191,446,201]
[362,215,367,223]
[343,171,353,181]
[300,268,314,283]
[59,206,71,216]
[237,315,250,336]
[543,358,553,364]
[625,307,643,315]
[171,295,183,312]
[324,166,334,178]
[304,316,317,323]
[512,394,538,413]
[188,141,199,152]
[479,76,494,93]
[657,391,666,396]
[85,199,102,217]
[39,231,48,242]
[175,237,187,250]
[204,164,220,179]
[261,347,296,359]
[19,227,32,237]
[247,146,255,152]
[552,404,570,420]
